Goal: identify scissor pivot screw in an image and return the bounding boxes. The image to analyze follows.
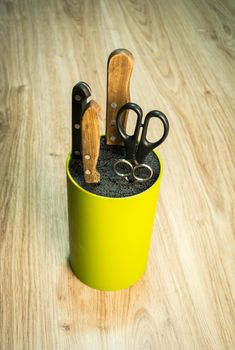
[85,170,91,175]
[74,123,80,129]
[111,102,117,109]
[84,154,91,160]
[74,95,81,101]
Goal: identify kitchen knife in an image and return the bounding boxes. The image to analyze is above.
[106,48,134,145]
[81,100,101,184]
[72,81,91,158]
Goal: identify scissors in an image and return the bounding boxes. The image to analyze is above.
[114,102,169,182]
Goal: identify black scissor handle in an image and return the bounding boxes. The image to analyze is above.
[136,110,169,164]
[116,102,142,160]
[72,81,92,158]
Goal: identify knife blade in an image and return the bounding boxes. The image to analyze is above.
[81,100,101,184]
[105,48,134,145]
[72,81,91,158]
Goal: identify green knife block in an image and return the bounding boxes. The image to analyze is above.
[66,151,163,291]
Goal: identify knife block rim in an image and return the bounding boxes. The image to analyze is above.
[66,151,162,200]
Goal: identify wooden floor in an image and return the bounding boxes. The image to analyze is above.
[0,0,235,349]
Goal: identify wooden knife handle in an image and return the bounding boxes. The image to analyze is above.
[81,100,101,184]
[106,49,134,145]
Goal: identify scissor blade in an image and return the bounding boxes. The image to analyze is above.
[105,49,134,145]
[81,100,101,184]
[72,81,91,158]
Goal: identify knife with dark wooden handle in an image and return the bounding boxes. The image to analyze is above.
[72,81,91,158]
[106,48,134,145]
[81,100,101,184]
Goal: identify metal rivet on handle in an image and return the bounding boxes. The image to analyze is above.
[74,95,81,101]
[111,102,117,109]
[74,123,80,129]
[85,170,91,175]
[74,151,80,156]
[111,120,116,126]
[110,136,116,142]
[84,155,90,160]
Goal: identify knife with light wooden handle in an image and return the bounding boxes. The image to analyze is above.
[106,48,134,145]
[81,100,101,184]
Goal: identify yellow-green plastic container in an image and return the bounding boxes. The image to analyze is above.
[66,151,163,291]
